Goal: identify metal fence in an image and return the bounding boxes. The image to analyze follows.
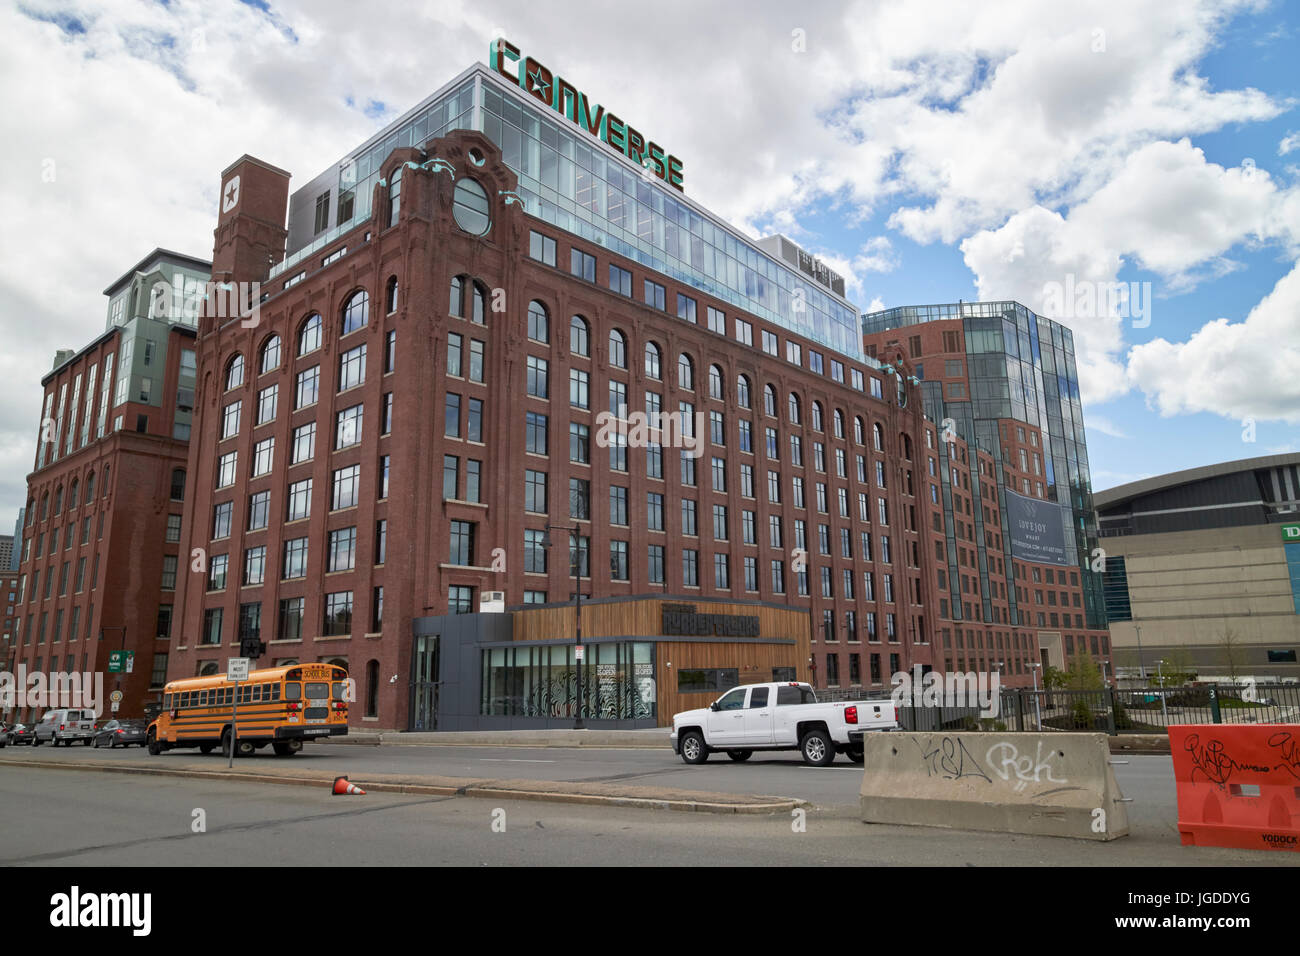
[896,683,1300,735]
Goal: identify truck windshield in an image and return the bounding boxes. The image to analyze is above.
[776,686,817,706]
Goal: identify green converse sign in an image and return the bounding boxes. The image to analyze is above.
[490,38,685,192]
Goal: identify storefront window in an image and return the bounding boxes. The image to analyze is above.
[480,641,655,720]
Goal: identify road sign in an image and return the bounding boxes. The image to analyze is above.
[109,690,123,703]
[107,650,135,674]
[227,658,249,682]
[575,645,584,660]
[111,701,120,713]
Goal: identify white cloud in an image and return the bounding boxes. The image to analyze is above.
[1126,262,1300,423]
[0,0,1294,520]
[1086,416,1129,439]
[1280,131,1300,156]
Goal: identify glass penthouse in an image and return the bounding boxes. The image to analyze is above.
[273,56,863,362]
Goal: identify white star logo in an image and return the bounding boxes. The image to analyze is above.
[528,68,550,100]
[222,175,241,214]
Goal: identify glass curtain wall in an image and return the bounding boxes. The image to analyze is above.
[481,641,655,720]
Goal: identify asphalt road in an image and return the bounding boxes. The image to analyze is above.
[2,744,1295,865]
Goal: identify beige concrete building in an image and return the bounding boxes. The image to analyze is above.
[1094,453,1300,683]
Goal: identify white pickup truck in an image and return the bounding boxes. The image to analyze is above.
[670,682,898,766]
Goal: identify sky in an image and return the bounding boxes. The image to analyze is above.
[0,0,1297,525]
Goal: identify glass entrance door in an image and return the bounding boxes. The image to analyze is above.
[411,635,440,731]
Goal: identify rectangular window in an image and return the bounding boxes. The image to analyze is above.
[570,248,596,282]
[445,393,460,437]
[449,521,475,566]
[295,366,319,409]
[324,591,353,636]
[328,527,357,573]
[529,230,556,266]
[283,537,308,579]
[287,478,312,521]
[213,501,233,539]
[252,437,274,476]
[374,520,387,565]
[247,490,270,531]
[336,405,363,449]
[734,318,753,347]
[647,492,664,531]
[707,306,725,335]
[243,545,267,586]
[332,466,360,510]
[644,279,666,311]
[526,411,548,455]
[256,384,278,425]
[525,469,548,513]
[291,422,315,464]
[608,264,632,297]
[278,597,304,641]
[676,294,697,323]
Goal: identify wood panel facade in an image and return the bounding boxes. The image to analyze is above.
[510,596,812,726]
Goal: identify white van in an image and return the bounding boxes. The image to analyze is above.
[33,709,96,747]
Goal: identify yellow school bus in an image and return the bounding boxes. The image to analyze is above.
[147,663,349,757]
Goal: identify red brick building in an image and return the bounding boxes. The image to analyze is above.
[172,131,946,728]
[7,250,209,723]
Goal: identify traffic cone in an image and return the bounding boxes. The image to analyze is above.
[332,775,365,796]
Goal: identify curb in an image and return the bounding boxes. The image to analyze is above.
[0,757,804,815]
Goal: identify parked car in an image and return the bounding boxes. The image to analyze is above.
[671,681,898,766]
[7,723,36,745]
[32,709,96,746]
[92,719,148,748]
[0,722,9,747]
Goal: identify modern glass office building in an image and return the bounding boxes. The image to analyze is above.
[274,62,863,360]
[863,301,1106,635]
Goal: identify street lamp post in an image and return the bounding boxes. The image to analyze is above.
[542,524,584,730]
[1029,662,1043,731]
[1134,623,1146,683]
[1156,659,1169,726]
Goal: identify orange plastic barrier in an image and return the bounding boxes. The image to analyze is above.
[1168,724,1300,851]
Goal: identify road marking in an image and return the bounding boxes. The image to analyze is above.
[478,758,556,763]
[797,765,862,770]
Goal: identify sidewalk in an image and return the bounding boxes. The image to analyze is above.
[0,748,799,815]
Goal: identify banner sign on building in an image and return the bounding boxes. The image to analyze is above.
[1004,488,1071,567]
[490,38,685,192]
[1281,522,1300,542]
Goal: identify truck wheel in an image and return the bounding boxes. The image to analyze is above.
[680,731,709,764]
[846,747,865,764]
[146,729,162,756]
[727,750,753,762]
[199,743,215,755]
[800,729,835,766]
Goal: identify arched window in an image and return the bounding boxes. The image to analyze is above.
[788,393,801,425]
[708,365,724,401]
[812,401,824,432]
[737,375,751,409]
[873,422,884,452]
[341,289,369,336]
[450,276,465,318]
[570,315,590,356]
[385,276,399,314]
[68,479,78,507]
[170,468,186,501]
[854,417,865,445]
[298,314,322,356]
[366,659,379,718]
[834,409,845,439]
[53,486,63,515]
[609,330,627,369]
[199,662,219,677]
[677,354,694,390]
[471,282,488,325]
[260,334,281,374]
[84,473,95,503]
[644,342,662,380]
[764,384,777,417]
[225,354,245,390]
[387,165,402,227]
[527,300,549,344]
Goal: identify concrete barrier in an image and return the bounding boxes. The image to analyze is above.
[859,731,1130,841]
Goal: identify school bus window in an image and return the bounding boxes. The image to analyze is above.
[286,683,301,701]
[332,682,347,700]
[306,682,329,699]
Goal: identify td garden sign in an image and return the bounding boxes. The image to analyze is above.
[490,38,685,192]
